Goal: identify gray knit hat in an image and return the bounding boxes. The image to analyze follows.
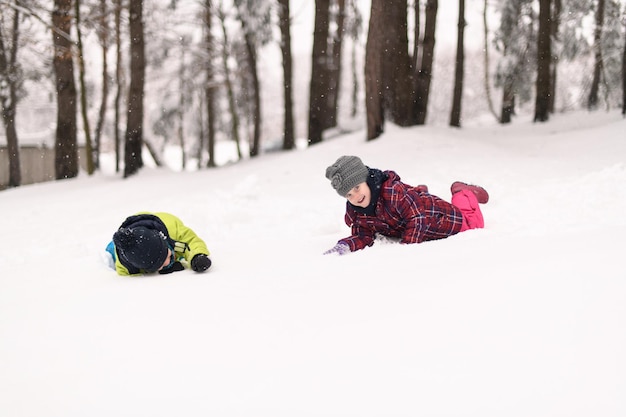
[325,155,369,197]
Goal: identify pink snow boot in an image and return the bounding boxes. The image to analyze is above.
[450,181,489,204]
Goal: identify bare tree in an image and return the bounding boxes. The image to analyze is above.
[113,0,123,173]
[364,0,415,139]
[347,0,362,118]
[74,0,94,175]
[494,0,536,124]
[0,0,22,187]
[598,0,624,109]
[414,0,437,125]
[203,0,217,168]
[548,0,561,113]
[195,89,204,169]
[623,26,626,116]
[534,0,552,122]
[177,38,187,171]
[308,0,331,144]
[588,0,605,110]
[449,0,465,127]
[234,0,270,157]
[382,0,413,126]
[277,0,295,150]
[326,0,346,129]
[482,0,498,120]
[364,0,384,140]
[217,3,242,160]
[94,0,111,170]
[124,0,145,177]
[412,0,420,73]
[242,27,261,157]
[308,0,350,143]
[52,0,78,180]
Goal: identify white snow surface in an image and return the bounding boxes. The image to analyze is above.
[1,111,626,416]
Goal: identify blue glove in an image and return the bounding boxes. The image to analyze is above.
[323,243,350,256]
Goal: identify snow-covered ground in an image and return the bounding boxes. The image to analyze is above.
[1,110,625,416]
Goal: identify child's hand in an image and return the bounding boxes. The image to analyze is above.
[191,254,212,272]
[323,243,350,256]
[159,261,184,275]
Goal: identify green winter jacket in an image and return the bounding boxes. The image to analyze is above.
[114,212,210,276]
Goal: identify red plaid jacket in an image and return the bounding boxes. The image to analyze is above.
[339,170,464,251]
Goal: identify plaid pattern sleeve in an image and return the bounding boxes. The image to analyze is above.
[338,205,377,251]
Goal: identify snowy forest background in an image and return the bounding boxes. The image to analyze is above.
[1,0,625,188]
[2,4,626,414]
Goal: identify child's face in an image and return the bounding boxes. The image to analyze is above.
[158,249,174,271]
[346,181,371,208]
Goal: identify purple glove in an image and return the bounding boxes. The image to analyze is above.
[323,243,351,256]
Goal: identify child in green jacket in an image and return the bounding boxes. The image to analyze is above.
[105,212,211,276]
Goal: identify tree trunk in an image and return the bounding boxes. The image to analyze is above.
[350,32,359,118]
[482,0,497,120]
[218,6,242,160]
[534,0,552,122]
[243,30,261,157]
[74,0,95,175]
[308,0,331,145]
[414,0,437,125]
[178,41,187,171]
[500,77,516,124]
[196,91,204,169]
[0,4,21,187]
[622,28,626,116]
[364,0,384,140]
[326,0,346,130]
[114,0,123,173]
[449,0,465,127]
[278,0,295,150]
[412,0,420,74]
[496,0,533,124]
[94,0,110,171]
[52,0,78,180]
[1,99,20,187]
[382,0,414,126]
[588,0,605,110]
[548,0,561,113]
[204,0,217,168]
[124,0,145,177]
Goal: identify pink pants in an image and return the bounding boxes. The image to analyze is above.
[451,189,484,232]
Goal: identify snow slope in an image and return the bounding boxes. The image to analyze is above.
[1,110,625,417]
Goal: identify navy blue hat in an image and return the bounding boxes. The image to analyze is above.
[113,226,169,273]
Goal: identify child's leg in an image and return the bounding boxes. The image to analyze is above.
[451,181,489,203]
[451,189,484,231]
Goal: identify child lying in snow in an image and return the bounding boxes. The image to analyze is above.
[105,212,212,275]
[324,155,489,255]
